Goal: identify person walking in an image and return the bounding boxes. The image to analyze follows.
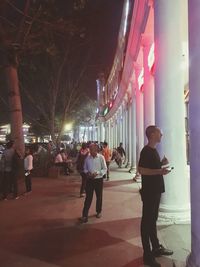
[80,143,107,223]
[102,141,112,180]
[24,147,33,194]
[138,125,173,267]
[76,142,89,197]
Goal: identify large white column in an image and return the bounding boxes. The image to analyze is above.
[114,117,118,148]
[127,100,132,167]
[187,1,200,266]
[110,120,114,149]
[105,122,108,143]
[135,64,144,163]
[122,104,126,147]
[154,0,190,223]
[125,105,129,164]
[131,89,137,169]
[142,37,155,144]
[119,108,123,144]
[108,120,111,146]
[97,122,100,143]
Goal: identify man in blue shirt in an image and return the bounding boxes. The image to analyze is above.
[80,143,107,223]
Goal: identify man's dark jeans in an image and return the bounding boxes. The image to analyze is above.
[82,177,103,217]
[141,192,161,257]
[80,172,87,195]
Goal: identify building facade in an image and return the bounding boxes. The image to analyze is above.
[95,0,200,266]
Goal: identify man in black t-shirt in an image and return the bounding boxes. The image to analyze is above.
[138,126,173,267]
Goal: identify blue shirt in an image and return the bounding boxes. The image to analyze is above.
[84,153,107,179]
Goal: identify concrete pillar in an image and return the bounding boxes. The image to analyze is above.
[187,0,200,266]
[125,105,129,163]
[119,108,123,145]
[110,120,114,149]
[122,105,125,146]
[114,117,118,148]
[131,91,137,169]
[142,37,155,144]
[127,101,132,166]
[154,0,190,223]
[135,64,144,163]
[108,120,111,146]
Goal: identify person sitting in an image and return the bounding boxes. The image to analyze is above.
[54,150,70,175]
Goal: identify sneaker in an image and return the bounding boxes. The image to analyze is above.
[80,217,88,223]
[96,213,102,218]
[80,194,85,198]
[14,196,19,200]
[143,256,161,267]
[152,244,173,257]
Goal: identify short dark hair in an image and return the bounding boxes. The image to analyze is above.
[145,125,158,139]
[81,142,87,149]
[103,141,108,146]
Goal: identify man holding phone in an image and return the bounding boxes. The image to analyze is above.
[80,143,107,223]
[138,125,173,267]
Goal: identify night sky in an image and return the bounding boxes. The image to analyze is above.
[0,0,124,123]
[77,0,124,98]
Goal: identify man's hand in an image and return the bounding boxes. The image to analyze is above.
[161,155,169,166]
[160,167,171,175]
[92,172,98,178]
[87,172,98,179]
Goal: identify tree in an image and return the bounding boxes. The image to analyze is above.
[0,0,32,156]
[0,0,94,144]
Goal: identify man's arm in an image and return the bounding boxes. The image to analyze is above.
[138,166,170,176]
[122,148,126,157]
[100,155,107,177]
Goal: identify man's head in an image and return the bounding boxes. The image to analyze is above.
[89,143,98,157]
[103,141,108,148]
[119,142,123,147]
[146,125,162,143]
[81,142,87,149]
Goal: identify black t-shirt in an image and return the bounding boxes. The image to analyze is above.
[138,145,165,195]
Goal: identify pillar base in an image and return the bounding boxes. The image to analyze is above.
[158,203,191,225]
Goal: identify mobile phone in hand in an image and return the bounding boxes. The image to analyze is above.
[166,166,174,171]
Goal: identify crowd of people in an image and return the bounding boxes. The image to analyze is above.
[0,139,126,201]
[0,124,175,266]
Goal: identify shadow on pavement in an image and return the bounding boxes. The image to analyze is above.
[0,217,142,266]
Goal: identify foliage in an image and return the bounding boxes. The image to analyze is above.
[0,0,95,141]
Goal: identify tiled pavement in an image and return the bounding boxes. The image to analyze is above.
[0,165,190,267]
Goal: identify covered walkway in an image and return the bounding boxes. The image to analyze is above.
[0,167,189,267]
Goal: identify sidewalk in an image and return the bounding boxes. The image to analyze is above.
[0,165,190,267]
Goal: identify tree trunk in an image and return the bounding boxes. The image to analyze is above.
[5,66,25,157]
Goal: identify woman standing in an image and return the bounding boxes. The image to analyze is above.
[24,147,33,193]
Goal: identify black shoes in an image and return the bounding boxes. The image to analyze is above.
[80,217,88,223]
[143,256,161,267]
[152,244,173,257]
